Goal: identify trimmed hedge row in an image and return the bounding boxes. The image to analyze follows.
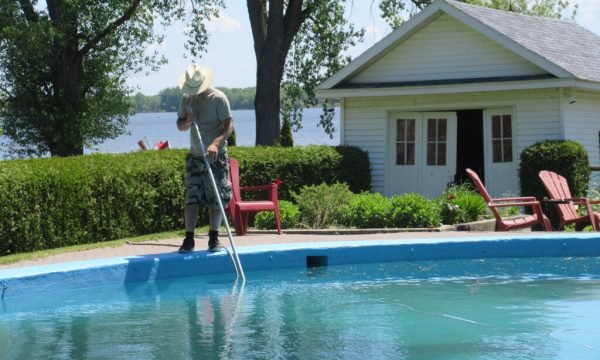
[230,145,371,200]
[0,146,370,255]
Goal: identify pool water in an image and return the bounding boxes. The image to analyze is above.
[2,257,600,359]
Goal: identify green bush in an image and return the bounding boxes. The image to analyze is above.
[340,192,390,228]
[340,192,441,229]
[254,200,300,230]
[519,140,590,227]
[388,193,442,228]
[439,184,487,224]
[278,113,294,147]
[292,182,354,228]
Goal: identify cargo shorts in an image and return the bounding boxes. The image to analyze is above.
[185,152,232,207]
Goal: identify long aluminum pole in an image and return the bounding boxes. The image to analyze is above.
[191,121,246,282]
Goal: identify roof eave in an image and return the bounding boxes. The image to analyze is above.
[316,78,577,99]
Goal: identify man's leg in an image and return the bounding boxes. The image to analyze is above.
[208,206,222,251]
[179,204,199,253]
[186,204,201,232]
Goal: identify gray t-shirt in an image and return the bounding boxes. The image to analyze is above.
[177,87,232,156]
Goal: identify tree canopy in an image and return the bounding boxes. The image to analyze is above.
[247,0,363,146]
[379,0,576,29]
[247,0,577,146]
[0,0,578,155]
[0,0,222,157]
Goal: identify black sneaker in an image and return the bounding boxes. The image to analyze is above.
[208,230,222,252]
[178,236,195,253]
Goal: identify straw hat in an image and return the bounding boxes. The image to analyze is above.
[178,64,214,95]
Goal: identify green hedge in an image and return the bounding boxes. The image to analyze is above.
[229,145,371,200]
[0,145,370,255]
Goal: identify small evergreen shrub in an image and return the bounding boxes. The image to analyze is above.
[388,193,442,228]
[519,140,590,200]
[292,182,354,228]
[228,128,237,146]
[254,200,300,230]
[519,140,590,227]
[278,114,294,147]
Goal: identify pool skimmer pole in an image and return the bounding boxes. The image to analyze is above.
[191,119,246,282]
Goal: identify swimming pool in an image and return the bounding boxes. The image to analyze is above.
[1,234,600,359]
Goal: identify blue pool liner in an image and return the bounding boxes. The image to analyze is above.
[1,233,600,299]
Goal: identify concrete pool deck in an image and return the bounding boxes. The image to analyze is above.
[0,228,558,271]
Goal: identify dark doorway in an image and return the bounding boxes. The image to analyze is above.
[455,110,484,184]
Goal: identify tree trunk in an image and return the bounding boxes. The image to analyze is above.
[47,0,85,157]
[254,54,284,145]
[247,0,306,146]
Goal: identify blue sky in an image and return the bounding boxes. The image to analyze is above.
[128,0,600,95]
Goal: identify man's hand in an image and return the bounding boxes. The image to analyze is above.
[206,143,219,160]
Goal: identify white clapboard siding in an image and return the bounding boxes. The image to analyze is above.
[343,89,561,194]
[563,91,600,166]
[350,14,547,84]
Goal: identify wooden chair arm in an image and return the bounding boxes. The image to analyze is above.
[489,201,540,208]
[240,184,280,201]
[491,196,537,202]
[545,197,595,206]
[240,184,277,192]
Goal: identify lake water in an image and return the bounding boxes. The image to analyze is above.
[0,108,340,157]
[90,108,339,154]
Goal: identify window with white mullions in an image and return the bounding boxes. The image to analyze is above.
[426,117,447,166]
[491,114,513,163]
[396,118,415,165]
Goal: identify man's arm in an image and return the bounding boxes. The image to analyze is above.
[206,117,233,159]
[177,116,192,131]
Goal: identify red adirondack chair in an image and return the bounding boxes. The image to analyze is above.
[466,168,552,231]
[538,170,600,231]
[227,157,282,235]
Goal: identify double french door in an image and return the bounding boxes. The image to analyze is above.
[387,112,457,198]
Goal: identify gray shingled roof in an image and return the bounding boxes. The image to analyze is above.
[446,0,600,83]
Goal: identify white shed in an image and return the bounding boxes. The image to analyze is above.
[316,0,600,198]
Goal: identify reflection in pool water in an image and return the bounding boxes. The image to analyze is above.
[1,257,600,359]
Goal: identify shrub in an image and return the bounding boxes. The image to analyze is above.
[389,193,442,228]
[254,200,300,230]
[229,145,370,200]
[278,113,294,147]
[340,192,390,228]
[519,140,590,227]
[0,151,186,255]
[439,184,487,224]
[519,140,590,200]
[292,182,354,228]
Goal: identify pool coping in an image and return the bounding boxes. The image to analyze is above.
[1,233,600,299]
